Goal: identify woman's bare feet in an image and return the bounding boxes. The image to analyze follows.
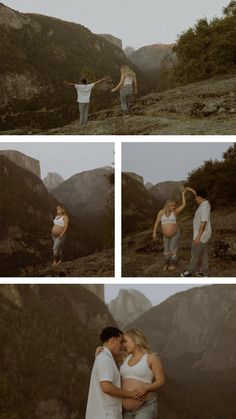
[168,265,176,271]
[55,260,62,265]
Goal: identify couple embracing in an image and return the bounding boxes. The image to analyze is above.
[86,327,165,419]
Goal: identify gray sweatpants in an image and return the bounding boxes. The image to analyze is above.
[163,229,180,265]
[120,85,133,112]
[188,240,209,275]
[51,234,66,258]
[79,102,90,125]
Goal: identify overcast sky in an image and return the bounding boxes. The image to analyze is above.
[105,284,203,305]
[4,0,228,49]
[0,142,114,179]
[122,142,233,184]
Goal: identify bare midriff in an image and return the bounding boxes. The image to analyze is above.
[51,224,64,237]
[122,379,154,411]
[161,223,177,238]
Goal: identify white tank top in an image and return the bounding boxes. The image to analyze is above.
[54,216,65,227]
[120,354,154,383]
[123,76,133,86]
[161,211,176,225]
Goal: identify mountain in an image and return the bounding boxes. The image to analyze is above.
[98,34,122,49]
[122,172,158,235]
[149,180,186,207]
[108,289,152,329]
[43,172,64,191]
[51,166,114,216]
[129,285,236,418]
[129,43,176,71]
[0,284,115,419]
[0,149,40,177]
[0,3,146,132]
[123,46,135,57]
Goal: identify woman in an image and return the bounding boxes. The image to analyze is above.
[111,65,138,114]
[51,205,69,266]
[121,329,165,419]
[152,188,187,271]
[96,328,165,418]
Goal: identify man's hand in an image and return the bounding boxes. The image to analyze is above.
[131,383,149,399]
[193,238,201,246]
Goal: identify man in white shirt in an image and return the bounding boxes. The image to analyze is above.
[64,76,107,125]
[85,327,135,419]
[181,188,212,277]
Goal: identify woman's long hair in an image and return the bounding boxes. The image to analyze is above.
[124,328,152,353]
[121,65,136,81]
[56,204,67,215]
[163,200,176,217]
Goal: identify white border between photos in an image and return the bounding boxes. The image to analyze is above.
[0,135,235,285]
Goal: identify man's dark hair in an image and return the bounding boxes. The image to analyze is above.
[81,78,88,84]
[195,188,208,199]
[100,327,123,343]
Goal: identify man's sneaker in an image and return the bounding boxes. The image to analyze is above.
[180,270,193,277]
[196,272,208,277]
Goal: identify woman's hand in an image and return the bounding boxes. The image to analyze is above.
[131,383,150,399]
[111,88,117,93]
[95,346,104,357]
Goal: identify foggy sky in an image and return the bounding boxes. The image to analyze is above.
[122,142,233,184]
[105,284,203,305]
[4,0,228,49]
[0,143,114,179]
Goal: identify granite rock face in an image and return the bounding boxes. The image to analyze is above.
[149,180,186,206]
[129,43,176,71]
[43,172,64,191]
[0,149,41,177]
[108,288,152,328]
[51,166,114,215]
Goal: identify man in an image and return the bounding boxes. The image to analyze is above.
[64,76,107,125]
[181,187,212,277]
[85,327,134,419]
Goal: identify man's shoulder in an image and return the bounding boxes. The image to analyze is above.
[95,350,112,365]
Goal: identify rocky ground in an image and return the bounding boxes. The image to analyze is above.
[22,248,114,277]
[122,207,236,277]
[2,74,236,135]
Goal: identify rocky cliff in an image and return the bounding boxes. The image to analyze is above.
[51,166,114,215]
[0,284,114,419]
[0,149,41,177]
[149,180,186,206]
[43,172,64,191]
[129,43,176,71]
[98,34,122,49]
[108,289,152,328]
[123,46,135,57]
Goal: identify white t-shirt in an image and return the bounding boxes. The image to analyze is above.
[75,83,95,103]
[85,347,122,419]
[193,200,212,243]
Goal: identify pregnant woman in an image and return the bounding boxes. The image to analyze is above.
[121,329,165,419]
[152,188,187,272]
[51,205,69,266]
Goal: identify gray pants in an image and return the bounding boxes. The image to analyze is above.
[120,85,133,112]
[188,240,209,275]
[79,102,90,125]
[123,398,158,419]
[51,234,66,259]
[163,229,180,266]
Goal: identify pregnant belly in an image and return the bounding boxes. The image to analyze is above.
[51,225,64,236]
[122,379,147,411]
[162,224,177,238]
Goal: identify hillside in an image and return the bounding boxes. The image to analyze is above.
[129,285,236,419]
[0,284,115,419]
[122,206,236,277]
[0,3,147,131]
[4,73,236,135]
[128,43,176,71]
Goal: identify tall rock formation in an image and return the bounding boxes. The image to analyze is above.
[108,289,152,328]
[43,172,64,191]
[0,284,114,419]
[0,149,40,177]
[51,166,114,215]
[149,180,186,207]
[129,43,176,71]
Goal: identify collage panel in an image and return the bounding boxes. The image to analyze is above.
[0,142,115,278]
[0,283,236,419]
[122,142,236,277]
